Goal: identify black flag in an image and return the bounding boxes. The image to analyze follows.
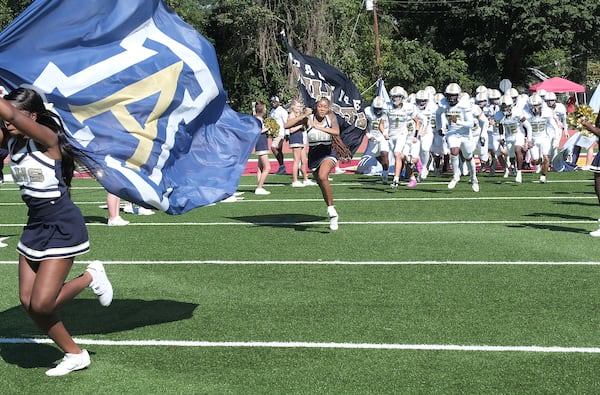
[282,34,366,156]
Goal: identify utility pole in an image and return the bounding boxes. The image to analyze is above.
[372,0,381,79]
[366,0,381,79]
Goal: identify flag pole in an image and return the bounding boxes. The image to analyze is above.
[372,0,381,79]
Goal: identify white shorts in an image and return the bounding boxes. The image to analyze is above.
[419,132,434,153]
[529,137,552,160]
[389,134,408,154]
[368,136,390,157]
[505,132,526,156]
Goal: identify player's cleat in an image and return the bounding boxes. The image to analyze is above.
[275,165,287,175]
[87,261,113,307]
[448,178,459,189]
[515,170,522,184]
[472,181,479,192]
[46,350,90,376]
[390,180,399,189]
[291,181,305,187]
[407,179,417,187]
[303,179,317,186]
[461,161,469,176]
[540,175,547,184]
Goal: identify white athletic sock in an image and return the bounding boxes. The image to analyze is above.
[327,205,337,218]
[451,155,460,179]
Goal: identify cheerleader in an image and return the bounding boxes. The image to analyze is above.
[0,88,113,376]
[286,97,341,230]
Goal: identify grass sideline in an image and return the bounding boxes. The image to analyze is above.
[1,170,600,393]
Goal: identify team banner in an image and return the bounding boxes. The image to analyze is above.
[0,0,260,214]
[282,34,366,155]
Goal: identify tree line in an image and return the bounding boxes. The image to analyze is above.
[1,0,599,113]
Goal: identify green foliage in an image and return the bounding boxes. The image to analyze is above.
[0,0,599,105]
[394,0,600,88]
[164,0,212,36]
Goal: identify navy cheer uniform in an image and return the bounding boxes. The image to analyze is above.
[307,114,338,171]
[9,138,89,261]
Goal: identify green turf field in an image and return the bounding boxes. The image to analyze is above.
[1,170,600,394]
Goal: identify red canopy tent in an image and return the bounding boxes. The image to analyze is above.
[529,77,585,93]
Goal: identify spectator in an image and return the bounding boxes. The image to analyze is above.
[269,96,288,175]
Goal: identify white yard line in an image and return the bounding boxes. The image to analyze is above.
[1,260,600,265]
[1,337,599,353]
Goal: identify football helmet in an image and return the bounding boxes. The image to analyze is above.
[507,88,519,100]
[528,93,543,116]
[444,83,461,106]
[424,86,436,97]
[500,94,513,115]
[487,89,501,102]
[390,86,407,106]
[544,92,557,109]
[372,96,385,115]
[475,92,488,107]
[415,90,429,110]
[475,85,488,95]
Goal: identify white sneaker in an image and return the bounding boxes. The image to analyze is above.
[536,164,542,174]
[124,204,155,215]
[540,175,547,184]
[503,168,510,178]
[291,181,305,187]
[329,215,339,231]
[335,167,345,174]
[327,206,339,231]
[515,170,522,184]
[303,179,317,186]
[86,261,113,307]
[220,195,239,203]
[448,178,459,189]
[46,349,90,376]
[471,182,479,192]
[254,188,271,195]
[107,216,129,226]
[590,228,600,237]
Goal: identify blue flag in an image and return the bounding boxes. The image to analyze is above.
[282,34,366,156]
[0,0,260,214]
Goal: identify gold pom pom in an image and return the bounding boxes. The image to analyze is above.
[263,118,280,138]
[567,105,597,136]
